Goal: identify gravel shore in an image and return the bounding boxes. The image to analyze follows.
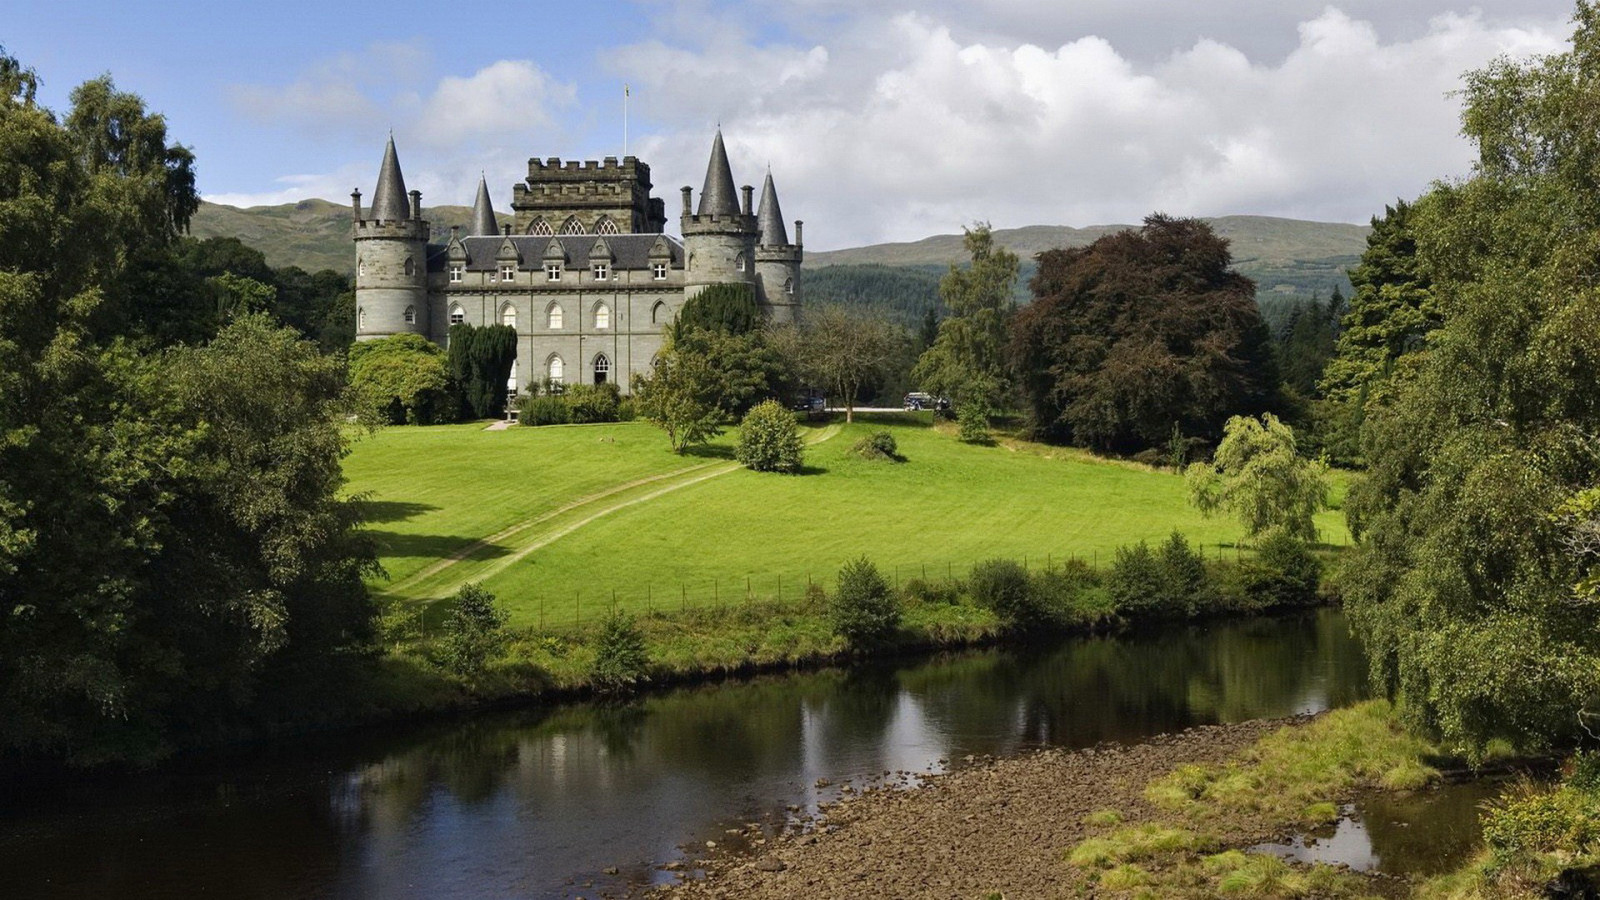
[661,717,1315,900]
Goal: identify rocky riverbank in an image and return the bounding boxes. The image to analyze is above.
[657,715,1380,899]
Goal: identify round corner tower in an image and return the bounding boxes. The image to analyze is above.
[754,171,802,325]
[353,136,430,341]
[680,130,758,302]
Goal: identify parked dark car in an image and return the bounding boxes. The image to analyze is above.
[903,392,934,411]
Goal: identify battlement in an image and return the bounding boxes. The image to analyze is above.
[524,155,652,187]
[353,218,430,241]
[756,244,802,262]
[681,213,759,236]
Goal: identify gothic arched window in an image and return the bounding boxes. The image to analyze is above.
[547,303,564,330]
[547,355,565,384]
[594,217,619,235]
[593,353,611,385]
[594,302,611,330]
[357,307,365,330]
[528,218,553,236]
[559,216,585,235]
[500,303,517,328]
[449,304,465,325]
[403,256,415,276]
[403,305,416,324]
[784,277,794,295]
[652,301,668,325]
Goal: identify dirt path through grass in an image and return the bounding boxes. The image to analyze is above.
[386,423,842,604]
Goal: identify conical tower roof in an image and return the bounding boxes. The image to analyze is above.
[696,129,740,217]
[370,135,411,221]
[470,175,498,236]
[757,170,788,246]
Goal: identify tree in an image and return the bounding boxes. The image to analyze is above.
[1318,201,1437,405]
[673,283,760,337]
[790,305,903,422]
[348,333,454,424]
[440,583,508,678]
[632,347,725,453]
[1341,3,1600,757]
[1185,413,1329,543]
[446,323,517,419]
[828,557,900,648]
[913,224,1018,412]
[1011,215,1277,453]
[736,399,804,472]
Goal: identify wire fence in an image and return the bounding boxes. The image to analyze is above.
[513,538,1326,630]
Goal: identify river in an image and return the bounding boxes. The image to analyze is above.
[3,610,1375,898]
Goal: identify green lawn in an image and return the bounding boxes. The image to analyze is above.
[347,414,1350,628]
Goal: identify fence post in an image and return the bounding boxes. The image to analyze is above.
[539,595,545,631]
[777,574,782,603]
[894,565,899,590]
[746,575,751,605]
[681,583,686,612]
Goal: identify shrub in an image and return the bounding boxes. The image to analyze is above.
[1155,531,1214,617]
[736,399,804,472]
[1238,531,1322,608]
[519,393,571,426]
[853,431,899,461]
[348,333,454,425]
[958,403,990,443]
[1032,559,1112,625]
[616,397,637,422]
[589,610,650,690]
[1106,542,1163,617]
[829,557,900,647]
[970,558,1050,630]
[440,583,509,677]
[902,577,961,605]
[1483,787,1600,860]
[565,382,622,424]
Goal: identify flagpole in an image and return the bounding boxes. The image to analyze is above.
[624,84,630,158]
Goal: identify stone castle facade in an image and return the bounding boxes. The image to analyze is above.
[351,131,803,396]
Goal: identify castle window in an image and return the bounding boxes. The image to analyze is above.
[450,304,465,326]
[499,263,516,281]
[784,277,794,295]
[358,260,366,278]
[501,304,517,328]
[593,353,611,385]
[547,303,564,329]
[735,252,746,272]
[357,307,365,330]
[592,263,610,281]
[545,263,562,281]
[548,355,564,384]
[404,257,415,276]
[404,305,416,324]
[449,264,463,283]
[560,216,584,235]
[595,303,611,329]
[652,262,668,280]
[529,218,553,236]
[595,217,619,235]
[652,300,667,324]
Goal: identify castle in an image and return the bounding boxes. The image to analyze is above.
[351,131,803,395]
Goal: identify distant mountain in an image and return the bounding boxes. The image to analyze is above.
[804,216,1372,299]
[189,199,484,274]
[190,202,1371,306]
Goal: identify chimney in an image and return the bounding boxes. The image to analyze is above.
[740,185,754,216]
[681,186,693,217]
[795,220,804,248]
[350,189,362,223]
[409,190,422,220]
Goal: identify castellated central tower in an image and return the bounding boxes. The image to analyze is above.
[352,136,429,341]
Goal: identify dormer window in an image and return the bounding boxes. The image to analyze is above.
[448,264,463,283]
[545,263,562,281]
[652,262,668,280]
[592,263,610,281]
[499,263,516,281]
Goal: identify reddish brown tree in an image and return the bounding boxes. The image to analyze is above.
[1011,215,1277,453]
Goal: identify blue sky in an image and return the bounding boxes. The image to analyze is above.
[6,0,1579,249]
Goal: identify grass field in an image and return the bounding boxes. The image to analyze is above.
[346,413,1350,627]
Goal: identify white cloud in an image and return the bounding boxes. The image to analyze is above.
[609,7,1567,248]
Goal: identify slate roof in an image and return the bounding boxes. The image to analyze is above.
[697,130,740,217]
[428,234,684,272]
[470,176,498,236]
[757,171,788,246]
[369,136,411,221]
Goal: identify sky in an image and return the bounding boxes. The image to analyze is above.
[6,0,1578,250]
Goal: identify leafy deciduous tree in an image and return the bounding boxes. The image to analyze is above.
[1186,413,1329,543]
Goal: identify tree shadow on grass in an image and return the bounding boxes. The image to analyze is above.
[682,443,735,460]
[365,530,512,565]
[853,410,935,429]
[355,499,441,524]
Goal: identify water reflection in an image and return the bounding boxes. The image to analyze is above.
[1,609,1368,899]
